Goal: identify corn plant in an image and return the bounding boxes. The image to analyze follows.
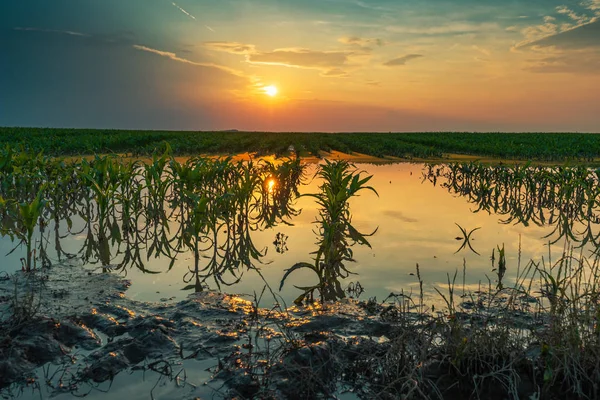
[280,160,378,304]
[0,188,47,272]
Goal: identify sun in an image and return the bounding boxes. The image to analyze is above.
[263,85,278,97]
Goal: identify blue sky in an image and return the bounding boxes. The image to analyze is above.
[1,0,599,131]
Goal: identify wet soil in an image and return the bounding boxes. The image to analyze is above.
[0,264,396,399]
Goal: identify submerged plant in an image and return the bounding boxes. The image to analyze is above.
[280,160,378,304]
[0,188,47,272]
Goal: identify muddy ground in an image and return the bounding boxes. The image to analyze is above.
[0,264,399,399]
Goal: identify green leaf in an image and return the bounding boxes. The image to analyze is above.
[279,262,317,291]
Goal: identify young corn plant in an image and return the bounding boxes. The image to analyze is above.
[2,188,47,272]
[181,191,210,293]
[280,160,377,304]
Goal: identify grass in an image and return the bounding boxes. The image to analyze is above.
[349,241,600,399]
[3,127,600,161]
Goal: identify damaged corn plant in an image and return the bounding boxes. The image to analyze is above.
[280,160,378,304]
[0,145,305,292]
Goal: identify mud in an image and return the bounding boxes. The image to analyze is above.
[0,263,548,399]
[0,264,398,399]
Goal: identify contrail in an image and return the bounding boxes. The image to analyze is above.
[172,2,196,20]
[205,25,215,32]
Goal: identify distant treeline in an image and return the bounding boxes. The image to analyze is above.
[1,127,600,161]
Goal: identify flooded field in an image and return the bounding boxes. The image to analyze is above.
[2,150,600,399]
[0,161,595,306]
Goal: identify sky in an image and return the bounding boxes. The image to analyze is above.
[1,0,599,132]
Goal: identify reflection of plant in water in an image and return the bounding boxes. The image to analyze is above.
[0,145,305,293]
[273,232,288,254]
[280,160,378,304]
[424,162,600,247]
[79,155,125,270]
[454,223,481,255]
[168,157,305,292]
[0,149,54,272]
[490,244,507,290]
[345,281,364,299]
[257,159,303,229]
[0,188,47,271]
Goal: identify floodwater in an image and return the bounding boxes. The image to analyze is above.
[1,162,592,307]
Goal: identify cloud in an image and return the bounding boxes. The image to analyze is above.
[320,68,348,77]
[171,2,196,20]
[383,54,423,66]
[516,16,600,74]
[519,20,600,50]
[584,0,600,11]
[387,22,498,35]
[338,36,386,48]
[353,0,391,12]
[13,26,138,48]
[205,42,354,78]
[556,6,588,24]
[132,44,245,77]
[14,27,87,37]
[472,45,491,56]
[204,41,256,54]
[524,52,600,74]
[248,48,352,69]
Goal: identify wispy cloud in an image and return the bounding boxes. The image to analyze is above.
[353,0,392,12]
[383,54,423,66]
[387,22,498,35]
[13,27,137,47]
[524,52,600,74]
[517,20,600,50]
[204,41,256,54]
[246,47,353,77]
[584,0,600,12]
[321,68,348,77]
[14,27,87,37]
[204,41,355,78]
[472,45,491,56]
[171,2,196,20]
[556,6,589,24]
[132,44,244,77]
[338,36,386,49]
[515,4,599,48]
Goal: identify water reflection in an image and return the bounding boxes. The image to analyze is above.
[0,150,305,293]
[423,163,600,249]
[3,152,600,305]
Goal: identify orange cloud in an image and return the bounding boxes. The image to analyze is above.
[383,54,423,66]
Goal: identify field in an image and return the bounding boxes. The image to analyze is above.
[2,127,600,161]
[2,141,600,399]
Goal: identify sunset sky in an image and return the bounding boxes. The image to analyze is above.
[1,0,599,132]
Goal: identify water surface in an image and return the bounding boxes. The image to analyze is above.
[2,162,590,307]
